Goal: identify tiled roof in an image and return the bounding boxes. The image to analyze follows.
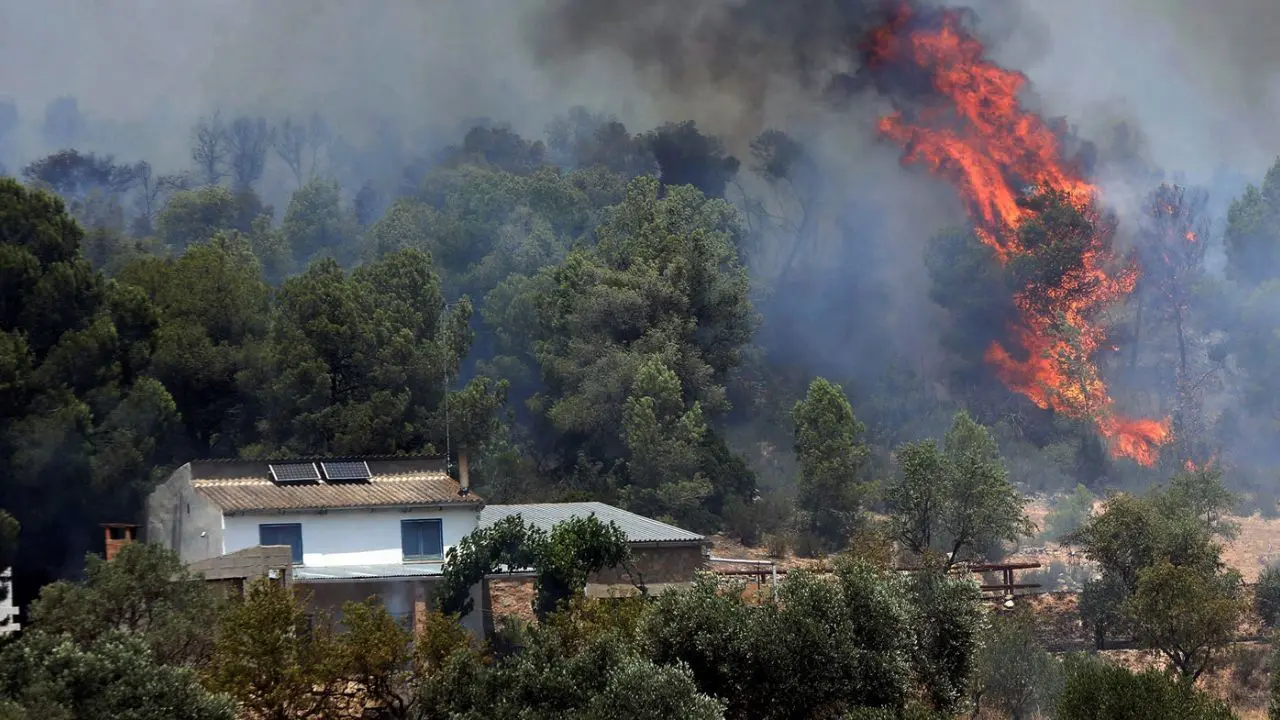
[480,502,705,545]
[186,457,481,513]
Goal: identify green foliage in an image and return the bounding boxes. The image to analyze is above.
[1069,471,1241,658]
[0,177,180,593]
[155,185,240,250]
[907,567,985,713]
[245,248,505,456]
[329,598,458,720]
[117,233,270,455]
[28,542,220,666]
[1056,653,1235,720]
[621,356,712,528]
[280,177,360,267]
[0,630,234,720]
[792,377,871,552]
[419,609,723,720]
[437,514,630,620]
[1044,483,1095,541]
[886,411,1033,567]
[1125,561,1244,681]
[640,561,980,720]
[1161,466,1240,540]
[972,610,1064,720]
[1225,158,1280,287]
[207,578,343,720]
[1079,574,1130,650]
[1257,565,1280,628]
[1271,634,1280,720]
[530,175,758,520]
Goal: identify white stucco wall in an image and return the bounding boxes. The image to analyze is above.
[0,568,18,634]
[222,506,481,567]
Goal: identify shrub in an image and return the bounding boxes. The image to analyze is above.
[1057,653,1234,720]
[764,533,790,559]
[1044,484,1094,542]
[1257,565,1280,628]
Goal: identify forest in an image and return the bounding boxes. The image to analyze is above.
[4,0,1280,717]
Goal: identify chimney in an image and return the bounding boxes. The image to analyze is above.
[102,523,138,561]
[457,451,470,496]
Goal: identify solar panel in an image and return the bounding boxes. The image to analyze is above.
[269,463,321,484]
[321,460,372,482]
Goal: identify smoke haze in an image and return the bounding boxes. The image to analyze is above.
[2,0,1279,458]
[2,1,1276,182]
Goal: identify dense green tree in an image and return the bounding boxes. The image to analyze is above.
[1257,564,1280,628]
[1125,560,1244,681]
[207,578,344,720]
[0,178,178,599]
[971,610,1063,720]
[280,177,360,267]
[1225,157,1280,287]
[27,542,220,667]
[532,176,757,517]
[908,566,986,714]
[1055,653,1234,720]
[155,185,240,250]
[420,609,723,720]
[244,248,504,456]
[792,377,871,552]
[118,233,270,455]
[640,559,982,720]
[621,357,712,528]
[0,631,234,720]
[1069,470,1239,654]
[886,411,1033,568]
[437,514,630,621]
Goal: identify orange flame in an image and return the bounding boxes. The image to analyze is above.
[869,5,1170,464]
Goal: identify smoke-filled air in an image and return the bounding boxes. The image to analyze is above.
[6,0,1280,715]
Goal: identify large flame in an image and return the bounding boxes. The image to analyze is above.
[868,5,1170,465]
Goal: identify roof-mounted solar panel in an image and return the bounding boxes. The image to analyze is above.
[269,462,321,484]
[321,460,372,482]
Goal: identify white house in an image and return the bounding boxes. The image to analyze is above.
[0,568,17,635]
[146,455,484,636]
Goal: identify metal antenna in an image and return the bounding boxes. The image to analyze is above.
[444,369,451,469]
[441,298,456,475]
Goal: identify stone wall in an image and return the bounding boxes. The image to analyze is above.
[480,543,709,635]
[590,544,707,588]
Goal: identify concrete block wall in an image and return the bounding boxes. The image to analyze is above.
[590,544,707,587]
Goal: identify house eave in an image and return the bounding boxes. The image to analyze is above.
[222,501,484,518]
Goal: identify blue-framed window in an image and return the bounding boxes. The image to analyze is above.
[401,519,443,561]
[259,523,303,564]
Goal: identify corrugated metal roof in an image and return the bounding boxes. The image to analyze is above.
[188,457,480,512]
[480,502,705,544]
[293,564,445,582]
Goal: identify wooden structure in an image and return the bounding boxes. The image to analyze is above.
[710,559,1043,603]
[964,561,1043,601]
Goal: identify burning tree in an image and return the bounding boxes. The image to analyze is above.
[864,4,1169,465]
